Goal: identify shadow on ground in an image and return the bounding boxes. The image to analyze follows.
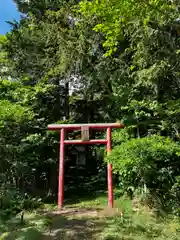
[1,208,106,240]
[42,208,105,240]
[1,207,179,240]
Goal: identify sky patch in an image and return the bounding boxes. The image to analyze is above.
[0,0,20,35]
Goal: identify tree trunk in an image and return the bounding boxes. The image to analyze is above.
[64,82,69,120]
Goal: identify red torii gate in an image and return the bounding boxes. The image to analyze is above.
[48,122,124,208]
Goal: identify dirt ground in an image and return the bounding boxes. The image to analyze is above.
[42,207,121,240]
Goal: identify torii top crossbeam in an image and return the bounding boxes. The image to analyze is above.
[48,122,124,130]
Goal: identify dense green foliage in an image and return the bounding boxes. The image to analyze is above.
[106,135,180,213]
[0,0,180,222]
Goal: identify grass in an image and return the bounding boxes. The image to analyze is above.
[0,194,179,240]
[101,209,180,240]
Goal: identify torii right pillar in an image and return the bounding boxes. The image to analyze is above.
[107,127,113,207]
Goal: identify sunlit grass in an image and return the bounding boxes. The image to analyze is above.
[0,194,179,240]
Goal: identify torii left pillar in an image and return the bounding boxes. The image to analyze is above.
[48,122,124,209]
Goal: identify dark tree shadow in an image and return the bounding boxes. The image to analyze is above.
[42,212,106,240]
[1,227,44,240]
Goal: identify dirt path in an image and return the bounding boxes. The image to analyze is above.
[42,207,107,240]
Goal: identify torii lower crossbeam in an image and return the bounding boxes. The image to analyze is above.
[48,122,124,208]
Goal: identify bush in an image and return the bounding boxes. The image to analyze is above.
[0,187,42,220]
[106,135,180,212]
[112,128,132,147]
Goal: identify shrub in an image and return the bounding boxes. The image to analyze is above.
[0,187,42,220]
[112,128,132,147]
[106,135,180,212]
